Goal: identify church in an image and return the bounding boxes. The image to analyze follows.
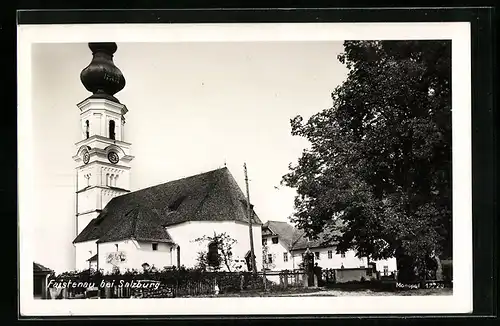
[72,43,263,273]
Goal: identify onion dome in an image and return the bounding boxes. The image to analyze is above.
[80,42,126,102]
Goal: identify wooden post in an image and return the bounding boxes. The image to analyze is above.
[244,163,257,276]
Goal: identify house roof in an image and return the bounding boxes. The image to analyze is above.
[291,220,344,250]
[291,231,338,250]
[87,254,98,262]
[33,262,52,274]
[262,220,342,251]
[74,167,262,244]
[262,220,304,250]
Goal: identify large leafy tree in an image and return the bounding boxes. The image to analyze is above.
[282,40,451,281]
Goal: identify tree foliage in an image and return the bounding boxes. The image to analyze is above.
[262,243,277,271]
[282,40,452,279]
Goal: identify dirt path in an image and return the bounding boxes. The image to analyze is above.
[279,288,452,297]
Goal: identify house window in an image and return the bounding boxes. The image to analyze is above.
[152,243,158,251]
[115,244,119,251]
[283,252,288,262]
[383,265,389,276]
[328,250,333,259]
[341,252,346,258]
[109,120,116,140]
[314,252,320,260]
[272,237,278,244]
[267,254,273,264]
[262,238,267,246]
[360,265,365,269]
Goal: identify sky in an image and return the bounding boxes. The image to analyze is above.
[31,41,348,272]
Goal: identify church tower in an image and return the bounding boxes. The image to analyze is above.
[73,43,134,239]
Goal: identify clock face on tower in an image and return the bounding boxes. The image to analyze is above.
[108,151,119,164]
[83,151,90,164]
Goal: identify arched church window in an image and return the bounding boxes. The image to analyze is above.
[207,241,220,269]
[85,120,90,139]
[106,173,110,186]
[109,120,116,140]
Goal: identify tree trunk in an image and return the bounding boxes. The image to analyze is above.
[435,256,443,281]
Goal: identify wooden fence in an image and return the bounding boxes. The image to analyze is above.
[47,271,263,299]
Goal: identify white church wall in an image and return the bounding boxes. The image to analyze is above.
[97,239,174,273]
[98,240,136,273]
[167,221,263,271]
[132,241,174,270]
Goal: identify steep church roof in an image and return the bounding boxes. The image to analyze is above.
[74,167,262,244]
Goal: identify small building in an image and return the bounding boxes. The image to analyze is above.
[262,220,397,275]
[33,262,52,299]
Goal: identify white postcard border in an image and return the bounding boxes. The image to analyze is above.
[18,21,472,316]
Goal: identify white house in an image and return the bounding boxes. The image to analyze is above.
[261,220,397,275]
[261,221,301,271]
[72,43,262,274]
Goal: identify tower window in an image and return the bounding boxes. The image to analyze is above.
[109,120,116,140]
[85,120,90,139]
